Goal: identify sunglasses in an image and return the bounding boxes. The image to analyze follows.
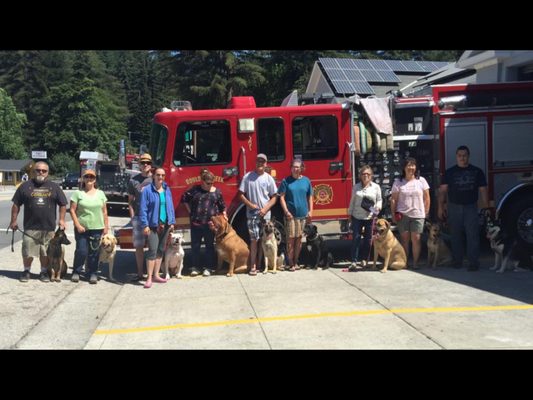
[35,169,48,173]
[83,175,96,179]
[155,174,165,177]
[140,161,152,165]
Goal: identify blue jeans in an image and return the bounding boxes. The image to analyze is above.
[190,224,216,269]
[447,203,480,267]
[73,229,103,275]
[351,217,373,262]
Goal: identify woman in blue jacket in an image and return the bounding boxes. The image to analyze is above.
[139,167,175,288]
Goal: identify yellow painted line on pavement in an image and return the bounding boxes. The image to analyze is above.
[94,304,533,336]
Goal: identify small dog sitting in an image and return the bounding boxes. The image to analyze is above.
[261,218,284,274]
[163,231,185,279]
[47,227,71,282]
[425,221,452,268]
[372,218,407,273]
[301,223,334,269]
[99,233,117,281]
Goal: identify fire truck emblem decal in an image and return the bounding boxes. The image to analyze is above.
[313,184,333,205]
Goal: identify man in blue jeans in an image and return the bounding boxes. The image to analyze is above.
[438,145,488,271]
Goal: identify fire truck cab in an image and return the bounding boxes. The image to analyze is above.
[140,96,354,247]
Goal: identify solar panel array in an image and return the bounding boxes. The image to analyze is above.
[318,58,450,95]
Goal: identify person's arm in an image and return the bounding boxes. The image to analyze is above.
[70,200,85,233]
[239,191,257,210]
[478,186,489,210]
[9,203,20,231]
[390,192,399,223]
[307,194,313,221]
[438,184,448,220]
[279,193,292,220]
[423,189,430,217]
[260,195,277,217]
[58,205,67,230]
[375,184,383,212]
[102,199,109,235]
[128,194,135,219]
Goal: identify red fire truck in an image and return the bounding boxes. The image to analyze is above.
[117,81,533,249]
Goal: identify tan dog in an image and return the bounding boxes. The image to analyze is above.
[99,233,117,281]
[209,215,249,277]
[163,231,185,279]
[426,222,452,268]
[47,227,71,282]
[372,218,407,273]
[261,219,281,274]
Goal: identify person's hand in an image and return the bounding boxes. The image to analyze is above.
[9,221,18,231]
[103,226,109,235]
[143,226,150,236]
[59,220,66,230]
[76,224,86,234]
[169,224,174,232]
[285,211,293,220]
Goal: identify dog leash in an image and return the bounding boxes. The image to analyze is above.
[366,215,378,264]
[5,227,45,252]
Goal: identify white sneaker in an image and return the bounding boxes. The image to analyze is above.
[190,268,199,277]
[202,269,211,277]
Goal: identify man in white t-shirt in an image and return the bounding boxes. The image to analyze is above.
[238,153,278,275]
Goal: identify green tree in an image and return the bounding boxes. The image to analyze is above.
[172,50,267,109]
[0,87,27,159]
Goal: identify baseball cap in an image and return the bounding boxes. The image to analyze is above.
[139,153,152,162]
[83,169,96,177]
[256,153,268,162]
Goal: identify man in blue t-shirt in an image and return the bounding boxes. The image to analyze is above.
[438,145,488,271]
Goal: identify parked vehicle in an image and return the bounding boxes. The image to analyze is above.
[61,172,80,190]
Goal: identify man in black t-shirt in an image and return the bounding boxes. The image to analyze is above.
[10,161,68,282]
[438,146,488,271]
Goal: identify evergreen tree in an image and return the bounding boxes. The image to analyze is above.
[0,87,27,159]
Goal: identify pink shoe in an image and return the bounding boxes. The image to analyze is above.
[153,276,167,283]
[143,281,152,289]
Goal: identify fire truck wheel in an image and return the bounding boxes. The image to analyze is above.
[503,193,533,247]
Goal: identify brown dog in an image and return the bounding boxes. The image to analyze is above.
[372,218,407,273]
[426,222,452,268]
[209,215,249,277]
[47,227,71,282]
[99,233,117,281]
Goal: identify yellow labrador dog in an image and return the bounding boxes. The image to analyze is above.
[372,219,407,273]
[99,233,117,281]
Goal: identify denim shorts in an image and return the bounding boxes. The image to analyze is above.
[131,216,146,248]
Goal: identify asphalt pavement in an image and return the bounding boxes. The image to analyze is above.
[1,187,533,349]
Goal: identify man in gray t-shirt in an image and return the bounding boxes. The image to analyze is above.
[238,153,278,275]
[126,153,153,281]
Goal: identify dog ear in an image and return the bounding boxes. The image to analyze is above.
[112,236,118,245]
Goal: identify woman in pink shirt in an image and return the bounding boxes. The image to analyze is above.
[390,158,430,270]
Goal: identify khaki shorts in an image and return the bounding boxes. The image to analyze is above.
[285,217,306,239]
[22,230,55,258]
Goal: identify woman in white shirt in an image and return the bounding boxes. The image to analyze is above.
[347,165,382,271]
[390,157,430,270]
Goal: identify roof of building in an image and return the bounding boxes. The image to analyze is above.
[0,159,33,172]
[307,58,451,98]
